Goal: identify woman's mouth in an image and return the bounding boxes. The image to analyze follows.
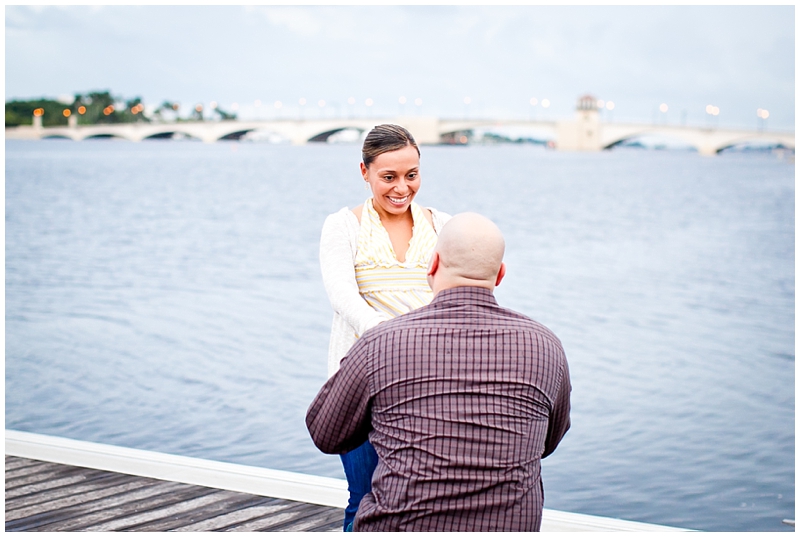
[388,195,409,205]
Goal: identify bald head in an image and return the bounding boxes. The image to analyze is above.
[427,213,506,294]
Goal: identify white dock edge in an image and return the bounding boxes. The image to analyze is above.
[6,430,693,532]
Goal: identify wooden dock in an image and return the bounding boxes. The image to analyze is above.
[5,456,342,531]
[5,430,693,532]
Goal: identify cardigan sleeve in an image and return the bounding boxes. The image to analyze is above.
[320,209,390,338]
[430,208,451,232]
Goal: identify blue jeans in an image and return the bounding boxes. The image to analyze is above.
[339,440,379,531]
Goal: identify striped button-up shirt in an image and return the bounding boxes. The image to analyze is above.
[306,286,571,532]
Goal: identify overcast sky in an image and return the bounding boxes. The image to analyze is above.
[5,5,795,130]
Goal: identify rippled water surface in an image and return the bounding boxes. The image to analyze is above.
[6,140,794,531]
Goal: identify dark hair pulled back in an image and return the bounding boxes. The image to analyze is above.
[362,124,420,168]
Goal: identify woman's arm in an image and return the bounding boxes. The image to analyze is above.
[320,210,390,337]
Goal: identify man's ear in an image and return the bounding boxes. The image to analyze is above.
[495,262,506,287]
[427,251,440,277]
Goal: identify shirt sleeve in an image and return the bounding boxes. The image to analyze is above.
[306,337,374,454]
[543,352,571,458]
[319,211,390,337]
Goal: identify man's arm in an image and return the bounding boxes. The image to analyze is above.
[306,339,373,454]
[543,356,571,458]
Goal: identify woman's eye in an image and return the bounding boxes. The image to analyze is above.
[383,175,393,181]
[408,173,418,180]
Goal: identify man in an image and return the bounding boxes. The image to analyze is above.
[306,213,571,531]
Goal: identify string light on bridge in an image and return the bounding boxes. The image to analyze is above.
[756,108,769,131]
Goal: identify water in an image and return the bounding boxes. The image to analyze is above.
[5,139,794,531]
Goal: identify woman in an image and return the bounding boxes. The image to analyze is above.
[319,124,450,531]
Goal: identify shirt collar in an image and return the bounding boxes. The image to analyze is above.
[430,286,499,307]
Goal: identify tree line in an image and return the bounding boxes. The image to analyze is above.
[5,91,235,127]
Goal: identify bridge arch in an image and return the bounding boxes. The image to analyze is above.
[714,135,794,154]
[83,133,132,141]
[307,127,365,143]
[142,131,202,141]
[218,129,256,141]
[602,128,700,151]
[601,125,794,155]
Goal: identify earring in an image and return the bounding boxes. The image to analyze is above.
[364,182,369,191]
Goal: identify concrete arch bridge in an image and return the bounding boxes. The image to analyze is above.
[8,118,394,145]
[445,119,794,155]
[7,116,794,155]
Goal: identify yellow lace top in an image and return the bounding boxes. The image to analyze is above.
[354,198,438,319]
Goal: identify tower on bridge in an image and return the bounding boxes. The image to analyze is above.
[555,94,601,151]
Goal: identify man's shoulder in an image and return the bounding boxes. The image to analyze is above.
[363,296,563,351]
[490,304,565,349]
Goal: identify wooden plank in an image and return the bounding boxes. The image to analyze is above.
[5,460,83,484]
[79,488,241,531]
[170,500,300,532]
[5,461,110,489]
[5,456,49,472]
[5,471,140,512]
[123,492,280,531]
[5,467,113,499]
[227,503,334,532]
[6,480,200,531]
[305,510,346,532]
[6,474,157,520]
[274,506,344,532]
[5,463,62,482]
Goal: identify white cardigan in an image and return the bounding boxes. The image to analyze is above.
[320,206,451,377]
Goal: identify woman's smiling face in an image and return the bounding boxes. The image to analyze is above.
[361,144,421,217]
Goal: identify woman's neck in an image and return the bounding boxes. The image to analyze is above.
[372,198,413,225]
